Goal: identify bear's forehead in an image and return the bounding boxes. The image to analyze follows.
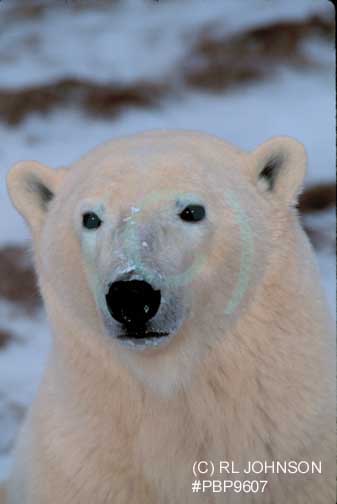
[70,130,246,182]
[59,131,251,207]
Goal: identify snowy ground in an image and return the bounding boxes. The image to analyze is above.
[0,0,332,88]
[0,0,335,483]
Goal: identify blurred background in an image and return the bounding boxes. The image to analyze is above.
[0,0,335,482]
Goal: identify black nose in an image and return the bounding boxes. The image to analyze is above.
[106,280,161,327]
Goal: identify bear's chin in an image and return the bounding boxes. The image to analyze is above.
[116,330,172,350]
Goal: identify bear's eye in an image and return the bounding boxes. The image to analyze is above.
[179,204,206,223]
[82,212,102,230]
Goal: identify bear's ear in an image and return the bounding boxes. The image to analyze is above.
[7,161,66,234]
[250,136,307,206]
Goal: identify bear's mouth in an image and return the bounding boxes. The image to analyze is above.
[116,329,170,348]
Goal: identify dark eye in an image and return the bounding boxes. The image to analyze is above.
[82,212,102,230]
[179,204,206,223]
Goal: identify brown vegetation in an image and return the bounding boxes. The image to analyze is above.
[0,245,40,313]
[184,14,334,91]
[0,12,333,125]
[1,0,121,21]
[0,330,13,349]
[298,182,336,213]
[0,79,167,126]
[299,183,336,252]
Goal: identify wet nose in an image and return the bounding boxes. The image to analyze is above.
[105,280,161,327]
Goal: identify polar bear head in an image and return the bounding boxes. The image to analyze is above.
[7,131,306,393]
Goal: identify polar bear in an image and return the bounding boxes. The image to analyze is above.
[5,130,335,503]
